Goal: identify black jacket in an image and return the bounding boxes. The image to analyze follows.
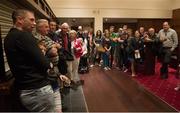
[4,28,50,90]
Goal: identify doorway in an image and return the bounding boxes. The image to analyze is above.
[103,18,138,32]
[57,18,95,31]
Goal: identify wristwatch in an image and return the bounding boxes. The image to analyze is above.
[47,62,54,73]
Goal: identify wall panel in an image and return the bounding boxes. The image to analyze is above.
[173,9,180,60]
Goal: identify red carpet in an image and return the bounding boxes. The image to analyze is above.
[134,63,180,111]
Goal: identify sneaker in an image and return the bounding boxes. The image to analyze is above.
[104,67,108,71]
[90,64,94,68]
[122,65,126,70]
[123,68,128,72]
[174,87,180,91]
[107,67,111,70]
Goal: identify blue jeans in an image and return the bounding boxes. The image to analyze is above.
[20,85,55,112]
[103,52,110,67]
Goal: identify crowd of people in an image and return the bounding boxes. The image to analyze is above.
[4,9,179,112]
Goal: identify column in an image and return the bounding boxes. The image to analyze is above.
[94,9,103,33]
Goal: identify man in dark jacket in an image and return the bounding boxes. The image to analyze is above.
[4,9,55,112]
[57,23,73,77]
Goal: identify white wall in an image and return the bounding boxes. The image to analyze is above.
[46,0,173,32]
[47,0,173,17]
[47,0,172,10]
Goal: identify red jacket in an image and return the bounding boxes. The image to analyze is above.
[73,39,83,58]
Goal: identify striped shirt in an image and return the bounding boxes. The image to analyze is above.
[34,33,55,50]
[34,33,59,66]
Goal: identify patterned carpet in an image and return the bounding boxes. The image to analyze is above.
[134,63,180,111]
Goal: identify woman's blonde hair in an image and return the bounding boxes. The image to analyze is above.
[69,30,77,35]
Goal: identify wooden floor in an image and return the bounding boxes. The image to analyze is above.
[0,67,177,112]
[81,66,177,112]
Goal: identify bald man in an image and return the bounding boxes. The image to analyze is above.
[58,23,70,50]
[158,22,178,79]
[56,23,73,78]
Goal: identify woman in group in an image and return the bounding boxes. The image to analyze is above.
[133,30,144,73]
[125,29,136,77]
[117,32,128,72]
[68,30,83,84]
[102,30,111,70]
[92,30,103,67]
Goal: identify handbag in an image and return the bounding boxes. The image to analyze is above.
[96,45,105,53]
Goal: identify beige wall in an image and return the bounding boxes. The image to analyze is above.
[48,0,172,9]
[47,0,173,32]
[172,0,180,9]
[48,0,173,17]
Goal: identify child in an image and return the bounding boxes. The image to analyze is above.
[37,39,70,112]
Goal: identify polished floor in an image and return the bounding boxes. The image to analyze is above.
[81,66,177,112]
[0,66,178,112]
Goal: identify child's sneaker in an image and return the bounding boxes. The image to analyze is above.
[90,64,94,68]
[107,67,111,70]
[123,68,128,72]
[104,67,108,71]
